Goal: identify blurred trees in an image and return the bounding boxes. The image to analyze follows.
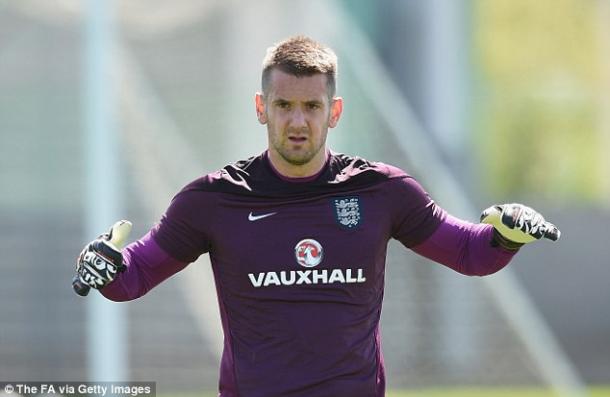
[474,0,606,204]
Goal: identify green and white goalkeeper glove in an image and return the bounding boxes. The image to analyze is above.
[480,203,560,250]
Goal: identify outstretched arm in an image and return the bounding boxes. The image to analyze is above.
[100,230,188,302]
[73,180,216,300]
[411,213,517,276]
[411,203,561,276]
[386,174,560,276]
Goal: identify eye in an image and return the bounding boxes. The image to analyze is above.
[276,101,291,110]
[307,102,321,110]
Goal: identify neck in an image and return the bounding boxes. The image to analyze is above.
[267,149,329,179]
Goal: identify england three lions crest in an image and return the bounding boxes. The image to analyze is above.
[332,197,362,229]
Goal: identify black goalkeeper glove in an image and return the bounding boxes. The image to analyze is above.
[73,220,132,296]
[480,204,560,251]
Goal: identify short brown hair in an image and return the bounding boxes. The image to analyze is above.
[261,36,338,99]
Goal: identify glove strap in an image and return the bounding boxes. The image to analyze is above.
[491,228,524,251]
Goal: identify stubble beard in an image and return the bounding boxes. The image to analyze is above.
[270,126,327,167]
[277,141,319,166]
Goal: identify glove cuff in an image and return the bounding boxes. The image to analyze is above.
[490,228,524,251]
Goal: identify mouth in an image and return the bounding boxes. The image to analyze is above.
[288,136,307,143]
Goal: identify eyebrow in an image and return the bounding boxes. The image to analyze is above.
[272,98,291,105]
[271,98,324,106]
[304,100,324,106]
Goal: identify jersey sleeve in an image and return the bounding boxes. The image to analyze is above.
[151,187,216,263]
[410,214,517,276]
[389,176,445,247]
[100,231,189,301]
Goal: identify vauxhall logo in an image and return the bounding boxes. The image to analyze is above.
[248,238,366,288]
[295,238,323,268]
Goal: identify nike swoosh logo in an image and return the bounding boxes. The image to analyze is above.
[248,212,277,222]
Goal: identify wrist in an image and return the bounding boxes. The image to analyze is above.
[490,228,524,252]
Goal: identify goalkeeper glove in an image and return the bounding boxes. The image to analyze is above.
[480,203,560,251]
[74,220,132,294]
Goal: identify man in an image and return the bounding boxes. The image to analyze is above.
[74,36,559,397]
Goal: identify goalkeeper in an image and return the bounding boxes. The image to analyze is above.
[74,36,560,397]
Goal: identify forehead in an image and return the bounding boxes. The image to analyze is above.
[266,69,329,102]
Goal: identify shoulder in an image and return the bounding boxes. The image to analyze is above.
[383,174,433,201]
[326,152,410,189]
[178,153,267,196]
[328,152,407,180]
[329,152,435,204]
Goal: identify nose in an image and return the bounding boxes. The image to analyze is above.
[290,108,307,129]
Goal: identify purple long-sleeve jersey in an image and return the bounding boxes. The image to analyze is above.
[101,151,516,397]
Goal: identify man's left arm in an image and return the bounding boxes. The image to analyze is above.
[411,203,561,276]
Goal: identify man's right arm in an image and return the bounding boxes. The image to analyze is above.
[99,230,189,302]
[75,182,216,300]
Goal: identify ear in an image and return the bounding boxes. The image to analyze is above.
[255,93,267,124]
[328,97,343,128]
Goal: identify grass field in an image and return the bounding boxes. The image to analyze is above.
[167,387,610,397]
[386,388,610,397]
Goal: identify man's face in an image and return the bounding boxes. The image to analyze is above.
[256,69,342,174]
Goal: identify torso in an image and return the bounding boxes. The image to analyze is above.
[154,151,442,397]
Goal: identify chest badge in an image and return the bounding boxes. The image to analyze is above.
[332,197,362,229]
